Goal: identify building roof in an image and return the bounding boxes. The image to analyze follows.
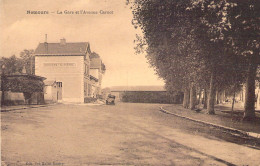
[90,58,101,69]
[5,73,46,81]
[34,42,90,56]
[44,80,56,86]
[110,86,166,92]
[90,52,100,59]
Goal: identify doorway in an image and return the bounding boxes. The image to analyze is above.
[57,82,62,101]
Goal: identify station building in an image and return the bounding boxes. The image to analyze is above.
[34,38,92,103]
[90,53,104,97]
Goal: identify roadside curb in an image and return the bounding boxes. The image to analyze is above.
[159,106,260,139]
[1,104,56,112]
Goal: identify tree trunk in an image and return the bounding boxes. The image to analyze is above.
[189,84,196,110]
[219,91,223,104]
[207,72,216,114]
[241,86,245,107]
[203,88,207,109]
[1,74,5,106]
[198,88,202,106]
[1,91,4,106]
[183,88,190,108]
[231,90,236,118]
[216,90,219,104]
[243,62,257,121]
[223,90,226,103]
[30,56,33,74]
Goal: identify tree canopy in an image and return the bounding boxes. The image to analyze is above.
[1,50,44,94]
[128,0,259,119]
[1,49,35,75]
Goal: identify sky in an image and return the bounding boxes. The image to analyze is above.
[0,0,164,87]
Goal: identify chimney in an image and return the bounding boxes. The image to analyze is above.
[45,34,48,43]
[60,38,66,45]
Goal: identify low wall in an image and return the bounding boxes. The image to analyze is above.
[84,97,97,103]
[1,91,44,105]
[2,91,25,105]
[30,92,45,105]
[121,91,183,104]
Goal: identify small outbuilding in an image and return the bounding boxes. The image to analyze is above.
[44,80,58,103]
[1,73,46,105]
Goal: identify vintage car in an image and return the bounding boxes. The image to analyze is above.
[106,94,116,105]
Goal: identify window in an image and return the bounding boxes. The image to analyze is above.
[88,84,91,96]
[57,82,62,88]
[84,83,87,97]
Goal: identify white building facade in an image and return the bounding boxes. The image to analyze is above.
[34,39,92,103]
[90,55,103,97]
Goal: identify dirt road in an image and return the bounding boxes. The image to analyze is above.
[1,103,260,165]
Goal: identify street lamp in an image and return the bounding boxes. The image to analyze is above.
[1,64,5,106]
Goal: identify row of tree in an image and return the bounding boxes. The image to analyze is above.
[1,49,35,75]
[128,0,259,120]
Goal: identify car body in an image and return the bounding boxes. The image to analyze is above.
[106,94,116,105]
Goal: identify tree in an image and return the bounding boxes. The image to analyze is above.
[20,49,35,74]
[188,0,259,118]
[129,0,209,110]
[4,77,44,93]
[1,50,44,105]
[129,0,221,112]
[129,0,258,117]
[3,76,44,105]
[227,0,259,120]
[90,52,106,74]
[1,50,35,75]
[1,55,23,74]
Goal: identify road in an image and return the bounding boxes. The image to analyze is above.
[1,103,260,166]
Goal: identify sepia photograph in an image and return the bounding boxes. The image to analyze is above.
[0,0,259,165]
